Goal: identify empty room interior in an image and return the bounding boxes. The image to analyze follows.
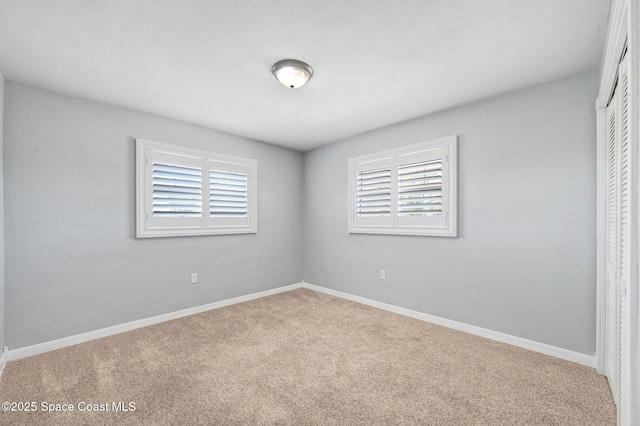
[0,0,639,425]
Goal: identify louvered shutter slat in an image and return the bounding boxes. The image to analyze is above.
[209,195,247,202]
[152,186,201,196]
[153,164,201,175]
[152,178,201,189]
[210,171,247,181]
[153,191,202,200]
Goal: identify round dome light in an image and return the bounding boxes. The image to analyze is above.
[272,59,313,89]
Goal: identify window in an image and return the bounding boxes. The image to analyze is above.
[348,135,457,237]
[136,138,257,238]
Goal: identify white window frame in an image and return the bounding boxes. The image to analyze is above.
[136,138,257,238]
[348,135,457,237]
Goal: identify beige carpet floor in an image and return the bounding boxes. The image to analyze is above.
[0,288,615,425]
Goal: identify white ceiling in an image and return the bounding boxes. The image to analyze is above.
[0,0,610,151]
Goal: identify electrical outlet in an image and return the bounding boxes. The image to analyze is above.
[380,270,386,280]
[191,273,198,284]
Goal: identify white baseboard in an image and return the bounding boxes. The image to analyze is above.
[0,353,6,376]
[302,283,595,368]
[5,283,304,362]
[2,281,594,369]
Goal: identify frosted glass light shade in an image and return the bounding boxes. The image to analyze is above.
[272,59,313,89]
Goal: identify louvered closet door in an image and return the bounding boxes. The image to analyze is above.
[605,88,620,404]
[616,57,630,414]
[604,55,630,408]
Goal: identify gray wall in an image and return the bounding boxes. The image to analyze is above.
[3,70,599,355]
[4,82,303,349]
[0,74,4,350]
[303,69,599,355]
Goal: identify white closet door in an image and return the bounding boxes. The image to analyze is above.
[604,55,630,411]
[605,87,619,403]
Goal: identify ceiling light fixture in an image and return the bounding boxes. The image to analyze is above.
[272,59,313,89]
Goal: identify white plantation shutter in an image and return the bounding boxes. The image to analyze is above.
[348,136,457,236]
[206,159,254,228]
[356,167,392,217]
[353,157,393,227]
[397,160,442,217]
[396,147,448,229]
[209,170,248,217]
[152,163,202,218]
[144,150,203,230]
[137,139,257,237]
